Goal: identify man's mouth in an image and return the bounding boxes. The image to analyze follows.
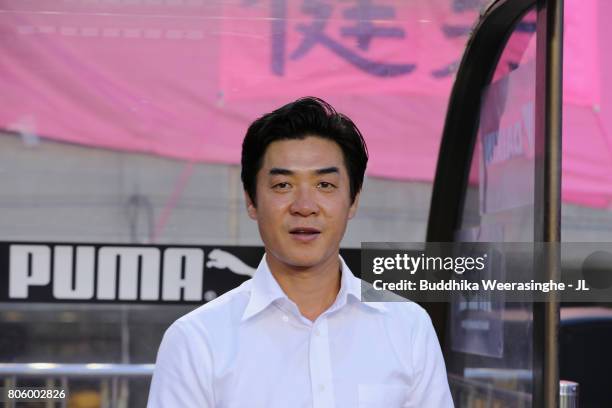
[289,227,321,242]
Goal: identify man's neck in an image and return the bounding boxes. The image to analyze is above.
[266,253,341,322]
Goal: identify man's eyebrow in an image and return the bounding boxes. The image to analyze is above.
[268,167,340,176]
[315,166,340,175]
[269,168,293,176]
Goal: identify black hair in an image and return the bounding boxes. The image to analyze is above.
[241,97,368,206]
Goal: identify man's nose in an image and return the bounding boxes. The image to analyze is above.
[289,186,319,216]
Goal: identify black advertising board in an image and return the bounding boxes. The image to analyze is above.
[0,241,360,305]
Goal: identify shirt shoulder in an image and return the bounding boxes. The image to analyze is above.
[149,285,247,407]
[173,279,252,337]
[360,279,433,330]
[384,299,433,327]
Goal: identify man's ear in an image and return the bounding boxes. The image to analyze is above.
[244,191,258,220]
[348,191,360,220]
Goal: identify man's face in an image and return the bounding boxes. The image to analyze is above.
[246,136,359,270]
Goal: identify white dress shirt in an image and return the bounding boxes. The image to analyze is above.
[147,256,453,408]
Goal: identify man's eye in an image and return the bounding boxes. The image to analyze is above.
[273,182,291,190]
[317,182,336,190]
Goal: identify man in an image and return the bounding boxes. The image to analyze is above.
[147,97,453,407]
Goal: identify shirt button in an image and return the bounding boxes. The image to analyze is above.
[314,329,321,336]
[282,315,289,322]
[318,384,325,392]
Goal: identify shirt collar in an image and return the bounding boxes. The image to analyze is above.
[241,254,386,322]
[241,256,287,322]
[340,255,387,313]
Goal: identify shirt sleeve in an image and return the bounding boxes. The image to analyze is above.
[409,312,454,408]
[147,321,215,408]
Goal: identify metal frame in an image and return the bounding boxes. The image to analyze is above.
[426,0,536,244]
[425,0,563,407]
[0,363,154,377]
[424,0,535,348]
[534,0,563,406]
[424,0,535,347]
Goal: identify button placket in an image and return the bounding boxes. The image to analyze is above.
[309,317,335,408]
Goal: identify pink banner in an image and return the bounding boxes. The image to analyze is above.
[219,0,464,100]
[0,0,610,208]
